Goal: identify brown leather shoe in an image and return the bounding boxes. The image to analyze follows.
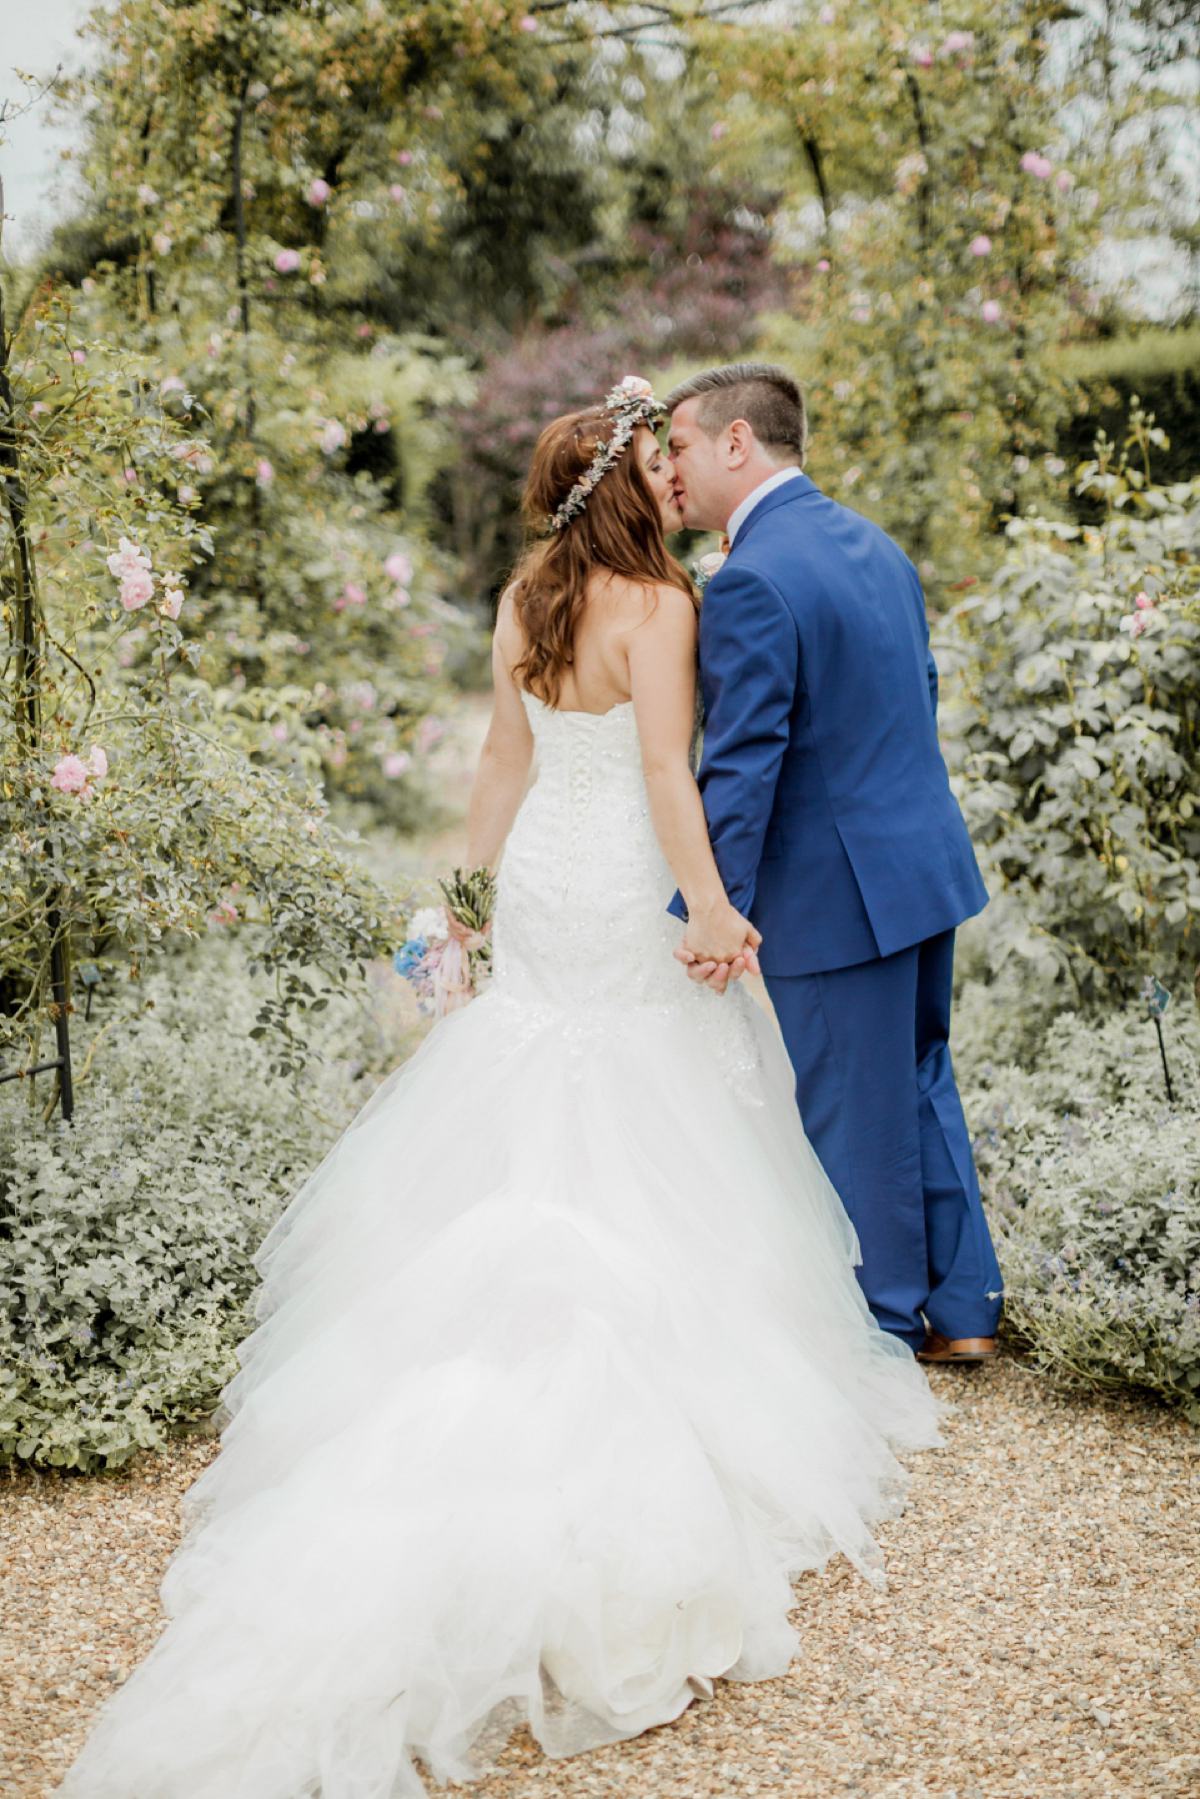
[917,1332,998,1364]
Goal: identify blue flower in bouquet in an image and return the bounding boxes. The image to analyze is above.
[393,938,426,979]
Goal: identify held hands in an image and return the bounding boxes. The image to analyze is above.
[674,899,762,995]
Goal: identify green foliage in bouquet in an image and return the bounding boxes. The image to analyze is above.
[937,411,1200,999]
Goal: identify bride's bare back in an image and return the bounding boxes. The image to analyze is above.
[495,570,659,716]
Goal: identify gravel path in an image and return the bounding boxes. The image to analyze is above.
[2,1359,1197,1799]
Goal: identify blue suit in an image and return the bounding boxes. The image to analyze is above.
[671,475,1002,1348]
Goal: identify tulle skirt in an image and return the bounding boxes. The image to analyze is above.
[60,984,939,1799]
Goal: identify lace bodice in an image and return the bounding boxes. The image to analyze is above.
[491,693,760,1092]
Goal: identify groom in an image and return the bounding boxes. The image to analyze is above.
[665,362,1002,1362]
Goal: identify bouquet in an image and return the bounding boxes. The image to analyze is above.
[393,867,497,1018]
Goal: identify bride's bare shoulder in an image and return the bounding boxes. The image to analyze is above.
[596,571,696,633]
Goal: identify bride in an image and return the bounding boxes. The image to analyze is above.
[62,378,939,1799]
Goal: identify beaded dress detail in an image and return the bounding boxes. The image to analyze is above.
[60,695,939,1799]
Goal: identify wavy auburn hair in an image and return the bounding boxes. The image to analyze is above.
[510,406,695,707]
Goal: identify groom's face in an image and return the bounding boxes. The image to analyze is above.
[667,400,735,533]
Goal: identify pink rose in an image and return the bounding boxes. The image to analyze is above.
[617,374,654,399]
[87,745,109,780]
[397,150,413,165]
[970,235,992,256]
[710,121,730,141]
[275,249,301,273]
[51,755,89,794]
[1020,151,1053,179]
[382,750,411,779]
[941,30,973,52]
[816,258,831,272]
[163,588,184,620]
[1135,591,1154,611]
[518,14,538,28]
[106,536,151,581]
[697,551,727,576]
[385,551,414,585]
[71,349,87,364]
[343,581,366,606]
[390,184,406,202]
[911,43,933,66]
[161,375,186,393]
[980,300,1002,323]
[256,458,275,485]
[152,233,172,257]
[320,420,347,454]
[272,722,289,742]
[308,177,331,206]
[120,567,155,611]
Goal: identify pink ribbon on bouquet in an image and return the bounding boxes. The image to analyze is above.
[433,928,490,1018]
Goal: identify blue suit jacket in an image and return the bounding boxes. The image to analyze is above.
[670,475,987,976]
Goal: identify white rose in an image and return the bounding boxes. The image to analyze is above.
[409,906,449,944]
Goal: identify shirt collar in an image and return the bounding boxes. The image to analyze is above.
[726,465,804,546]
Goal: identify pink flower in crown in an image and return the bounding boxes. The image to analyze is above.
[617,375,654,400]
[51,755,89,794]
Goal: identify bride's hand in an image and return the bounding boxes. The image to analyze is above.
[445,913,491,950]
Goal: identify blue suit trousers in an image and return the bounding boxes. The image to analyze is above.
[765,930,1003,1351]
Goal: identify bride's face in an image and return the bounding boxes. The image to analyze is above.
[635,427,684,535]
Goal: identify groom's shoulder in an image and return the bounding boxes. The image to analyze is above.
[739,483,916,587]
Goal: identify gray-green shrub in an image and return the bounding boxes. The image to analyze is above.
[0,939,419,1471]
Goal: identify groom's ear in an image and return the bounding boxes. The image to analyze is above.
[725,419,755,469]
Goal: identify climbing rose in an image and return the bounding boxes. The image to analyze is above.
[275,249,301,273]
[385,552,413,585]
[1020,152,1053,179]
[106,536,151,581]
[51,755,89,794]
[970,235,992,256]
[87,746,109,780]
[308,177,331,206]
[980,300,1002,323]
[120,567,155,611]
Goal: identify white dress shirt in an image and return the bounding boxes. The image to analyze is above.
[726,465,804,547]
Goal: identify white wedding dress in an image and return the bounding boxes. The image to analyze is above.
[62,695,939,1799]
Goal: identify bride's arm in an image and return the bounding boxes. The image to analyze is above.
[628,584,761,978]
[463,593,535,872]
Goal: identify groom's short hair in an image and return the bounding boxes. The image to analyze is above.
[664,363,805,464]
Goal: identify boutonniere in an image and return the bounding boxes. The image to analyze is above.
[692,548,728,593]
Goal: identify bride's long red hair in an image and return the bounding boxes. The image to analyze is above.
[510,406,695,707]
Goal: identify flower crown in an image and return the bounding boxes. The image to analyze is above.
[550,375,667,531]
